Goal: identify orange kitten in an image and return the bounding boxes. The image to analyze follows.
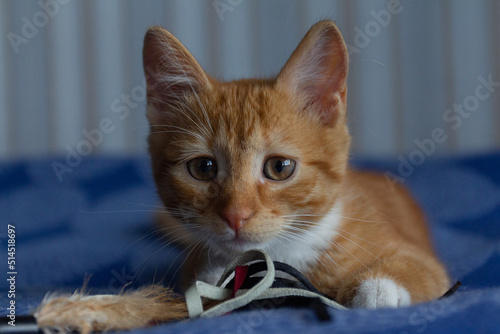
[36,21,450,332]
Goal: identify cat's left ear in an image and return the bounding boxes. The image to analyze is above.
[276,21,349,127]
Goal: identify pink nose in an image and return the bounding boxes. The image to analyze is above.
[221,208,253,234]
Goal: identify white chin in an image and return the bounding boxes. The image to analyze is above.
[218,238,264,253]
[199,231,270,254]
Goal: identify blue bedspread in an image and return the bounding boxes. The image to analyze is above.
[1,153,499,333]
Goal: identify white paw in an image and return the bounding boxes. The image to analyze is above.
[352,278,411,308]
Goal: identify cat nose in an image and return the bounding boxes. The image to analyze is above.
[221,208,253,234]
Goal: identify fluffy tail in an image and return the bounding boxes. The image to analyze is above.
[35,285,188,334]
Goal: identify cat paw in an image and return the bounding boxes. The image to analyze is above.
[35,285,186,334]
[351,278,411,308]
[35,294,115,334]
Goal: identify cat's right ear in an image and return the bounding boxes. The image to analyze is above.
[143,26,211,124]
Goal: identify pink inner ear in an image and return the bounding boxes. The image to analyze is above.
[304,90,341,127]
[304,59,347,126]
[276,22,349,127]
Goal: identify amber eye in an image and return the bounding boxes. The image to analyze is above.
[187,157,217,181]
[263,156,296,181]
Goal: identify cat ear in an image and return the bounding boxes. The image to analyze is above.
[143,26,211,124]
[276,21,349,127]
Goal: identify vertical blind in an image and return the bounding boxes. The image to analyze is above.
[1,0,499,159]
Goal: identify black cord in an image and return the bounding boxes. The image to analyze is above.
[439,281,462,299]
[0,315,41,334]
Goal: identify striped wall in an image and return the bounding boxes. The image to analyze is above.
[1,0,499,159]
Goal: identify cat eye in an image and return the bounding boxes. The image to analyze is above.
[263,156,296,181]
[187,157,218,181]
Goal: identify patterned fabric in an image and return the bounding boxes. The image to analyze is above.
[1,154,499,333]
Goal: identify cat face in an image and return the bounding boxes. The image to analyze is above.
[143,21,350,253]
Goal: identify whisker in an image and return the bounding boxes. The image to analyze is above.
[334,232,381,261]
[280,214,324,218]
[166,231,213,286]
[350,199,397,224]
[333,227,380,247]
[331,239,372,273]
[78,209,168,214]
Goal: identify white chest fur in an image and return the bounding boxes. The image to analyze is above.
[264,201,343,273]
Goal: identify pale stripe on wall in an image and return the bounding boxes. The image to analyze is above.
[0,0,10,156]
[1,0,499,159]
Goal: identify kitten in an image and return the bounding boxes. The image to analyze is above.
[36,21,450,332]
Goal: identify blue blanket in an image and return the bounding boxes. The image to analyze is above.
[1,153,500,333]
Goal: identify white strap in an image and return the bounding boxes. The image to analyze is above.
[185,281,233,318]
[253,287,346,310]
[185,249,346,318]
[186,249,275,318]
